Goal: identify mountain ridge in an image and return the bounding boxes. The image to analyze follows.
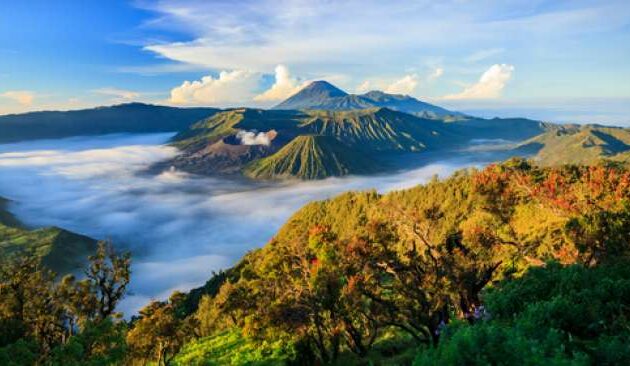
[273,81,464,119]
[0,103,220,143]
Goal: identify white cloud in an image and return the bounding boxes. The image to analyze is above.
[92,88,140,101]
[427,67,444,81]
[137,1,629,78]
[464,48,505,63]
[355,80,372,94]
[169,70,260,106]
[1,90,34,106]
[254,65,304,102]
[443,64,514,100]
[385,74,419,95]
[236,130,271,146]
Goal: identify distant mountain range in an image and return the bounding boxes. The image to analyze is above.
[274,80,464,120]
[1,81,627,180]
[0,103,219,143]
[166,93,547,179]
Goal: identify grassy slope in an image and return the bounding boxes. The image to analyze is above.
[244,135,374,180]
[297,108,457,151]
[0,197,96,273]
[173,330,294,366]
[519,125,630,166]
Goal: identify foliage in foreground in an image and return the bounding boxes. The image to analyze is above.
[0,242,130,365]
[172,330,296,366]
[2,159,630,365]
[414,261,630,365]
[190,159,630,364]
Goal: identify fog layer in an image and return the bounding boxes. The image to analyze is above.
[0,133,511,313]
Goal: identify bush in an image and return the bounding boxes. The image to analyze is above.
[414,261,630,365]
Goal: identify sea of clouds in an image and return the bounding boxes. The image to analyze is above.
[0,133,510,314]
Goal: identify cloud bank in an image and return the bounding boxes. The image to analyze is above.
[169,70,259,105]
[92,88,140,102]
[254,65,305,102]
[1,90,35,106]
[443,64,514,100]
[0,133,517,314]
[385,74,419,95]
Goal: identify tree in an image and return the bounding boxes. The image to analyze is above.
[127,292,197,366]
[0,241,131,363]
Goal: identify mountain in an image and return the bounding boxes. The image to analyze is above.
[244,135,374,179]
[164,94,549,180]
[517,125,630,166]
[164,107,476,179]
[0,197,97,272]
[0,103,219,143]
[273,81,464,119]
[273,81,349,110]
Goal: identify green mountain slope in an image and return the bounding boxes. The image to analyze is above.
[517,125,630,165]
[163,81,549,180]
[297,108,457,151]
[0,103,219,143]
[244,135,374,179]
[0,197,97,272]
[171,108,305,150]
[167,107,472,179]
[177,160,630,365]
[166,102,547,180]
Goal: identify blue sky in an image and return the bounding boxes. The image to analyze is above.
[1,0,630,125]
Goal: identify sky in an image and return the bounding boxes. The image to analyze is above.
[1,0,630,124]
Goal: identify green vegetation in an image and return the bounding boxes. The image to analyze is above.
[0,197,96,273]
[3,159,630,365]
[173,330,296,366]
[244,135,374,179]
[168,100,546,180]
[180,159,630,364]
[414,261,630,365]
[0,242,131,365]
[518,125,630,166]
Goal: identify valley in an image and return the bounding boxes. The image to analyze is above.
[0,131,520,315]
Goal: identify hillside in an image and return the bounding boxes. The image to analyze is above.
[3,160,630,365]
[0,103,219,143]
[172,159,630,365]
[0,196,97,272]
[165,102,546,179]
[517,125,630,165]
[244,135,374,179]
[165,107,472,178]
[273,81,463,119]
[297,108,457,151]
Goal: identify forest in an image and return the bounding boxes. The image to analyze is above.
[1,158,630,365]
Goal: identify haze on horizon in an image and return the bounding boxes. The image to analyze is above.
[1,0,630,125]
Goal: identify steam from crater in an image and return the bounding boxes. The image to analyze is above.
[236,130,271,146]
